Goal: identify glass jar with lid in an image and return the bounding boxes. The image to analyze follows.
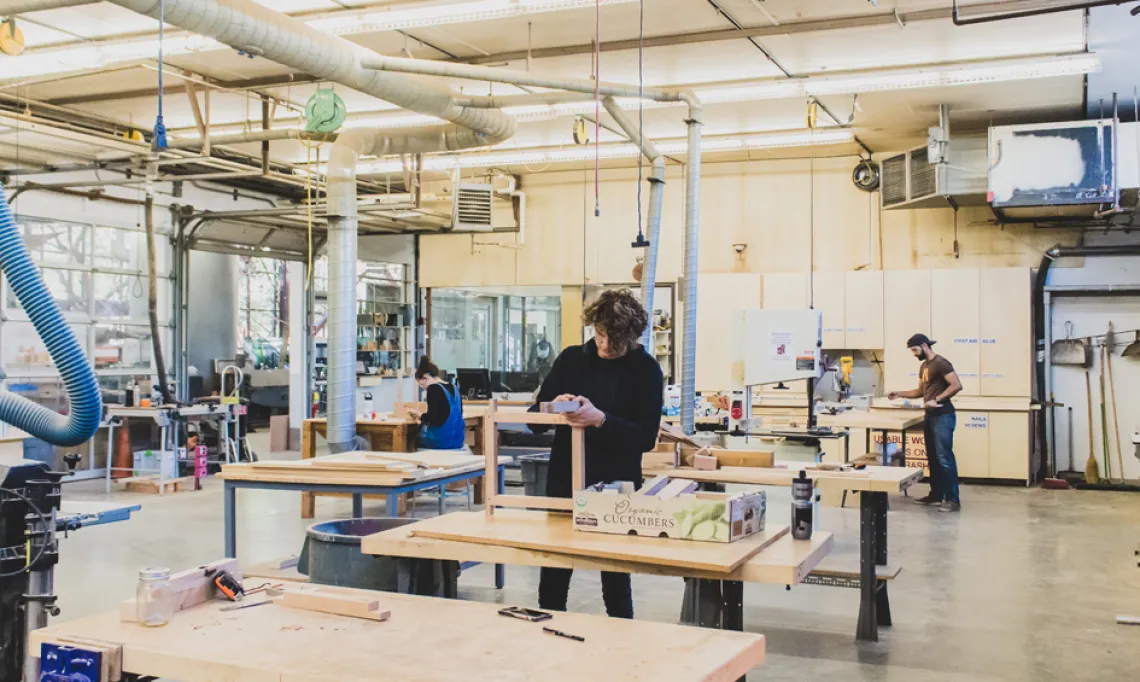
[136,566,175,626]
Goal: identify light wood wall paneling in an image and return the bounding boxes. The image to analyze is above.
[561,286,583,349]
[515,176,587,286]
[979,268,1032,397]
[883,269,932,393]
[930,269,981,396]
[762,273,810,309]
[419,232,518,287]
[844,270,884,350]
[811,271,846,349]
[696,273,763,391]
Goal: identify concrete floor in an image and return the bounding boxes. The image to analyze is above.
[16,433,1140,681]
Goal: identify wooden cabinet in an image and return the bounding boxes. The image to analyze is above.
[844,270,884,349]
[954,411,990,478]
[979,268,1031,397]
[761,273,809,309]
[812,271,846,348]
[696,273,763,391]
[883,270,931,393]
[930,269,981,396]
[987,411,1030,480]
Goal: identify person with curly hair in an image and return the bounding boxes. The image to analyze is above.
[530,287,664,619]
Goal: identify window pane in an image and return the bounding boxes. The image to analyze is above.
[94,324,154,369]
[5,269,89,315]
[16,217,89,266]
[1,321,89,374]
[97,374,154,406]
[93,226,142,271]
[4,377,70,414]
[93,273,148,320]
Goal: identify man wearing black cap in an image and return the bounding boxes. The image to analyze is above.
[888,333,963,512]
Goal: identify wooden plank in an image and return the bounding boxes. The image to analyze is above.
[571,425,585,491]
[121,476,195,494]
[363,514,832,586]
[492,411,570,425]
[679,447,775,468]
[31,585,766,682]
[643,464,919,494]
[489,495,574,511]
[279,586,390,622]
[361,450,483,469]
[845,270,884,349]
[301,420,316,519]
[408,510,786,573]
[120,559,241,623]
[484,401,498,518]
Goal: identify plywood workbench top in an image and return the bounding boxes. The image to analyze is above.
[643,463,922,493]
[30,586,765,682]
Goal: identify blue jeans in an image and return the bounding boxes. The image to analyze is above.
[923,411,960,503]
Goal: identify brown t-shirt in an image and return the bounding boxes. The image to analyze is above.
[920,355,956,415]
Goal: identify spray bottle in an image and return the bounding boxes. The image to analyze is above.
[791,470,813,540]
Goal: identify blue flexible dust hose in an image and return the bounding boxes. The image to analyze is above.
[0,186,102,446]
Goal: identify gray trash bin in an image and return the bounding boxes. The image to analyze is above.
[518,453,550,496]
[298,517,458,598]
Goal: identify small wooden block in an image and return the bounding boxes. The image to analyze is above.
[540,400,581,414]
[280,587,390,622]
[122,475,196,494]
[692,454,719,470]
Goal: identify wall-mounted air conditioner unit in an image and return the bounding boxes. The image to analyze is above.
[989,120,1116,220]
[452,182,495,231]
[880,136,989,210]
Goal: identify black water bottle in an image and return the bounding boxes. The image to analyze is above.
[791,471,813,540]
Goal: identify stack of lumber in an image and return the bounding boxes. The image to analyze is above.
[219,450,486,484]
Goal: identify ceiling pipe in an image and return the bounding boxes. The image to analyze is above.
[103,0,522,454]
[360,55,684,102]
[1,0,96,12]
[601,96,666,352]
[951,0,1132,25]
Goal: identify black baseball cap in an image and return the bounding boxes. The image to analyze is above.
[906,333,936,348]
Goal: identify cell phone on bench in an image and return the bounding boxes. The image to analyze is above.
[498,606,553,622]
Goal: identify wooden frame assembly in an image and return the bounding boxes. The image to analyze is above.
[482,399,584,516]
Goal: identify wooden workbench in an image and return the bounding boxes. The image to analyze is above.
[364,511,832,586]
[643,462,922,494]
[30,584,766,682]
[300,408,487,518]
[816,408,925,466]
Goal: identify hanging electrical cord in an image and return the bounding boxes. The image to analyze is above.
[593,0,600,217]
[634,0,645,246]
[151,0,168,151]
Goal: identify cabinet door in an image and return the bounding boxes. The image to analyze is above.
[980,268,1032,397]
[812,271,846,349]
[988,411,1030,481]
[953,411,990,478]
[883,270,931,394]
[845,270,884,349]
[930,269,981,396]
[696,273,763,391]
[762,273,810,309]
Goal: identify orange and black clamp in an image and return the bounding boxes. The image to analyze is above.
[210,570,245,601]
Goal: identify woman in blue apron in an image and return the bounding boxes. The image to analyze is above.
[413,356,466,450]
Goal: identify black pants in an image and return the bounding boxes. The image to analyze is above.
[538,567,634,619]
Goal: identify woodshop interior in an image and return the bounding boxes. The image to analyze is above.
[0,1,1139,681]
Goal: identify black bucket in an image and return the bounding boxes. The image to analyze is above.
[298,517,458,597]
[518,453,550,496]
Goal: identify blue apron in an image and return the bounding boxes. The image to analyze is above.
[420,380,466,450]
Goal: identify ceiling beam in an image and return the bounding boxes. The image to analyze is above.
[456,0,1083,64]
[45,72,322,106]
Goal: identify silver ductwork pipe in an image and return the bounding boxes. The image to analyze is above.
[107,0,516,149]
[105,0,521,453]
[680,98,703,435]
[362,55,683,102]
[2,0,96,12]
[601,97,665,351]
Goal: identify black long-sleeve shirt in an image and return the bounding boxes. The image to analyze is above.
[420,382,455,427]
[534,339,663,498]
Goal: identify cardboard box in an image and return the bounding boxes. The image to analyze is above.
[572,487,765,542]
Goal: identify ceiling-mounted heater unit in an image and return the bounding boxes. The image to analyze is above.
[452,182,494,231]
[880,136,989,210]
[988,120,1116,220]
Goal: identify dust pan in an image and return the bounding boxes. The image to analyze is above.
[1052,323,1091,366]
[1123,331,1140,358]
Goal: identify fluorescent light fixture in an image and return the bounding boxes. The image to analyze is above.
[2,0,637,80]
[353,128,855,173]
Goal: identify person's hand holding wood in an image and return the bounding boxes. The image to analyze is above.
[566,395,606,428]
